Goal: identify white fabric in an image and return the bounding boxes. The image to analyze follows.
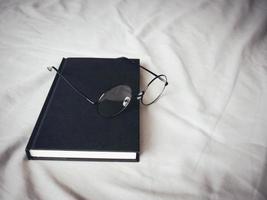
[1,0,267,199]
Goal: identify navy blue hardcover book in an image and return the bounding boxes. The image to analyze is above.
[25,57,140,162]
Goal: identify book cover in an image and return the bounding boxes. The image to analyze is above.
[26,57,140,162]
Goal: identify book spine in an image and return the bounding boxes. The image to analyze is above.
[25,58,67,159]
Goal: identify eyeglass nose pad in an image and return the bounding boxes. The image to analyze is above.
[122,96,131,107]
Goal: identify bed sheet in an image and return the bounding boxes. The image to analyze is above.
[0,0,267,199]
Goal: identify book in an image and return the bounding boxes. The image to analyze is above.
[25,57,140,162]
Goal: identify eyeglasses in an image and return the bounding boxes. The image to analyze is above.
[48,57,168,117]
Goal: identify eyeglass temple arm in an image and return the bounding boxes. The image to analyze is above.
[123,57,168,85]
[47,66,95,105]
[139,65,168,85]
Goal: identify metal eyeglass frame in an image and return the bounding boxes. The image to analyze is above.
[47,57,168,116]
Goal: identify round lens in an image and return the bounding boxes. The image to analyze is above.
[142,75,167,105]
[97,85,132,117]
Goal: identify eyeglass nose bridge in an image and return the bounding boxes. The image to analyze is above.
[136,91,144,100]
